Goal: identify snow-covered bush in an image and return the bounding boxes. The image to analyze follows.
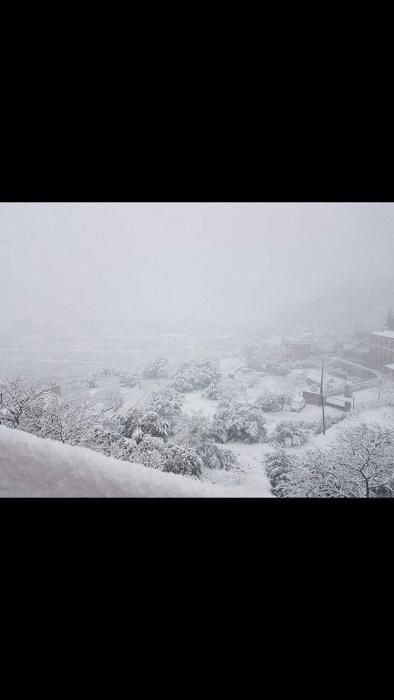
[312,412,347,435]
[88,422,169,472]
[265,446,300,497]
[93,421,202,477]
[135,434,167,470]
[255,392,291,413]
[197,441,237,471]
[139,411,170,440]
[163,444,203,479]
[213,398,267,443]
[174,413,238,471]
[171,359,220,392]
[142,357,169,379]
[255,393,280,412]
[87,427,137,461]
[271,420,313,447]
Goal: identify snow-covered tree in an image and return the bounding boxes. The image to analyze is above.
[321,424,394,498]
[38,396,98,446]
[0,377,52,428]
[268,423,394,498]
[213,398,267,443]
[271,420,312,447]
[148,386,184,431]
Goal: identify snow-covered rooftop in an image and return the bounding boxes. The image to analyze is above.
[0,426,253,498]
[371,330,394,339]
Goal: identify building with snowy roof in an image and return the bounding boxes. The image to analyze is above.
[369,330,394,368]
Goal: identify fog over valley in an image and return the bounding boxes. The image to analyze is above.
[1,203,394,497]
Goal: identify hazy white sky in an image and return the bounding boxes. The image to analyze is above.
[1,203,393,329]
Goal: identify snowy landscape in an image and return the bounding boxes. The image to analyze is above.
[1,203,394,497]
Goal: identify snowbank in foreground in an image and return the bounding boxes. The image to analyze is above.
[0,426,254,497]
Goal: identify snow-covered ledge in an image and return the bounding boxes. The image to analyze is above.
[0,426,255,498]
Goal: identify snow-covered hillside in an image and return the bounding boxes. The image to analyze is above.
[0,426,254,498]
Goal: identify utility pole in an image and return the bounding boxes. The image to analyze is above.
[320,358,326,435]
